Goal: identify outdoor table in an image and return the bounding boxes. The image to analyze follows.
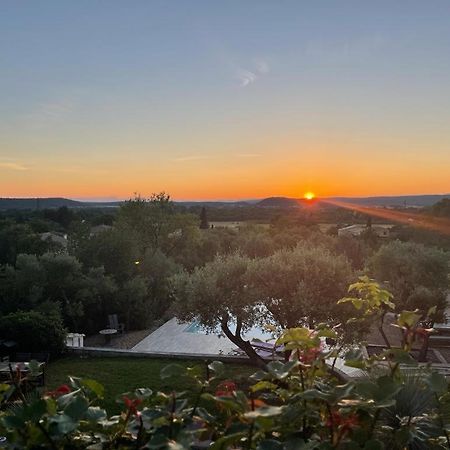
[99,328,117,344]
[0,361,45,382]
[0,361,44,373]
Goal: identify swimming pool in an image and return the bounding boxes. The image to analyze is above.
[184,320,275,341]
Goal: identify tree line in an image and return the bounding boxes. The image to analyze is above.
[0,194,448,355]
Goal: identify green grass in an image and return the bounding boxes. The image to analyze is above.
[46,356,253,413]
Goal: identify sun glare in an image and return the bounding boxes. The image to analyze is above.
[304,192,315,200]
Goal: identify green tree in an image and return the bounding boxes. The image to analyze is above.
[0,310,66,355]
[248,243,353,330]
[429,198,450,218]
[369,241,449,321]
[0,222,49,265]
[172,253,266,367]
[117,276,149,330]
[73,228,139,283]
[199,207,209,229]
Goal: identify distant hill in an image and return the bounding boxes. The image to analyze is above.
[255,195,450,209]
[0,197,124,210]
[0,197,84,210]
[256,197,302,208]
[330,194,450,207]
[177,200,251,208]
[0,194,448,210]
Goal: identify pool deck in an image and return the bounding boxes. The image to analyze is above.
[132,318,238,355]
[131,317,366,379]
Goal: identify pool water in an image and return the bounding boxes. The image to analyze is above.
[184,321,203,333]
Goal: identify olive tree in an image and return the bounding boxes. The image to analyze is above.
[247,243,354,330]
[369,241,449,321]
[172,244,355,366]
[171,253,266,367]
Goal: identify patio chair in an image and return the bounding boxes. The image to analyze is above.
[107,314,125,334]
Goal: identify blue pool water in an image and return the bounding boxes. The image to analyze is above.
[184,321,203,333]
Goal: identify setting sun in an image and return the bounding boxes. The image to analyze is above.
[304,192,315,200]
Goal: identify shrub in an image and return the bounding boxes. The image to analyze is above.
[1,280,449,449]
[0,310,66,356]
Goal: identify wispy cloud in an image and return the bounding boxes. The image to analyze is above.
[235,58,270,87]
[0,162,28,171]
[236,69,258,87]
[172,155,210,162]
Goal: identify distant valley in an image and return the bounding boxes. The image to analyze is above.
[0,194,449,210]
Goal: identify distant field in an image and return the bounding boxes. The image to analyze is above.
[47,356,253,413]
[209,221,270,229]
[318,223,394,233]
[207,221,394,233]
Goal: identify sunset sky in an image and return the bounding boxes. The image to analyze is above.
[1,1,449,200]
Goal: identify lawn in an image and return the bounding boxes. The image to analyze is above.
[46,356,254,413]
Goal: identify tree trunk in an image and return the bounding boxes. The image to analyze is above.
[220,319,267,369]
[379,311,391,349]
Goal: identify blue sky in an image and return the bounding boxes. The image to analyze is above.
[1,1,449,199]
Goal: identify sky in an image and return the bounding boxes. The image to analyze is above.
[1,1,450,200]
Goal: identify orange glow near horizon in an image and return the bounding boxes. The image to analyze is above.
[322,199,450,236]
[1,129,449,200]
[304,192,315,200]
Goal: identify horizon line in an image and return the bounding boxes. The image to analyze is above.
[1,192,449,203]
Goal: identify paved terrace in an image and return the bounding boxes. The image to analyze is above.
[132,318,237,355]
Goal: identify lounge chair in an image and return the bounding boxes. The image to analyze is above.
[107,314,125,334]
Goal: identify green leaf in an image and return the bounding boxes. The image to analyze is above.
[209,432,246,450]
[49,414,78,435]
[317,328,338,339]
[135,387,153,400]
[344,359,367,369]
[46,397,57,416]
[301,389,331,401]
[85,406,107,421]
[81,379,104,399]
[167,442,185,450]
[276,327,312,345]
[160,364,186,380]
[208,361,225,376]
[64,395,89,421]
[427,372,448,393]
[23,399,47,422]
[195,406,216,422]
[397,310,422,328]
[385,348,417,365]
[28,359,43,375]
[266,361,298,380]
[1,414,25,429]
[249,370,268,382]
[244,405,284,419]
[250,381,278,392]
